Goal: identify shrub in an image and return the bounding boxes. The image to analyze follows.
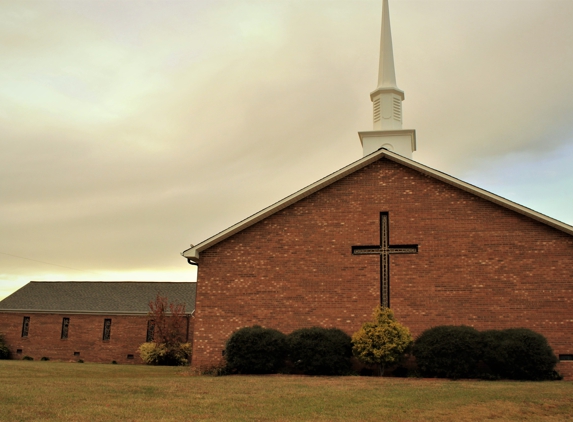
[352,307,412,376]
[287,327,352,375]
[77,359,84,363]
[22,356,34,361]
[413,325,482,379]
[138,342,192,366]
[481,328,558,380]
[225,326,287,374]
[112,361,118,364]
[0,334,10,360]
[40,357,50,361]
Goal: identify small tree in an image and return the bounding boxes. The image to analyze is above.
[138,294,191,366]
[148,293,187,347]
[352,307,412,376]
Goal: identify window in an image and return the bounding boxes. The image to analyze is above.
[127,354,134,360]
[61,318,70,339]
[146,320,155,342]
[559,354,573,361]
[21,316,30,337]
[102,319,112,341]
[74,352,80,357]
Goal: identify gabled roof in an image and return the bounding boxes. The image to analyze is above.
[0,281,196,315]
[182,149,573,262]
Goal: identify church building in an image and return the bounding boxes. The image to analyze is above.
[182,1,573,378]
[0,281,196,364]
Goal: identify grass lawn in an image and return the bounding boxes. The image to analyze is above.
[1,361,572,421]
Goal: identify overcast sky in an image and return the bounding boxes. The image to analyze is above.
[1,0,572,300]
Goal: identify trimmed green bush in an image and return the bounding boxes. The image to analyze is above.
[413,326,560,381]
[287,327,352,375]
[413,325,482,379]
[22,356,34,361]
[481,328,558,380]
[0,334,10,360]
[225,326,287,374]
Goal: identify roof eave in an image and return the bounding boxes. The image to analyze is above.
[399,157,573,236]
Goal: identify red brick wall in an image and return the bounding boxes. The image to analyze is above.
[0,312,194,365]
[191,158,573,378]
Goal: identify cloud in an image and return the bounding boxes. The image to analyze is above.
[398,1,573,171]
[0,0,572,299]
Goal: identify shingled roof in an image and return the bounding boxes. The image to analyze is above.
[0,282,196,315]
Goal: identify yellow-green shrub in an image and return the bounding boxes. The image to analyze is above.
[138,342,192,366]
[352,307,412,375]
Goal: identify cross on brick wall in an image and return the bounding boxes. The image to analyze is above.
[352,212,418,307]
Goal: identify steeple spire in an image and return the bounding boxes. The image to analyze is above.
[358,0,416,159]
[377,0,398,89]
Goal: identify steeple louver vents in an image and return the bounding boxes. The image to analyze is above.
[393,97,401,122]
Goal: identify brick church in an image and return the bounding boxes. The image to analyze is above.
[182,1,573,378]
[0,282,196,364]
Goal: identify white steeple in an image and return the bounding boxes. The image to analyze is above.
[359,0,416,158]
[378,4,397,86]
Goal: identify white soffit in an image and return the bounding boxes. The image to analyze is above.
[182,149,573,261]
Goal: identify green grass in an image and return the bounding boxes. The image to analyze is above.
[1,361,572,421]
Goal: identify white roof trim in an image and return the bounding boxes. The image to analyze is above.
[182,149,573,261]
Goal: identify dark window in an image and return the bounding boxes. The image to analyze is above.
[61,318,70,339]
[74,351,80,356]
[102,319,112,341]
[127,354,134,360]
[559,354,573,361]
[146,320,155,342]
[16,349,22,354]
[21,316,30,337]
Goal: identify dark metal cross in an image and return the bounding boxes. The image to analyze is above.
[352,212,418,308]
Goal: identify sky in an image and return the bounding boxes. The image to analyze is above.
[1,0,572,300]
